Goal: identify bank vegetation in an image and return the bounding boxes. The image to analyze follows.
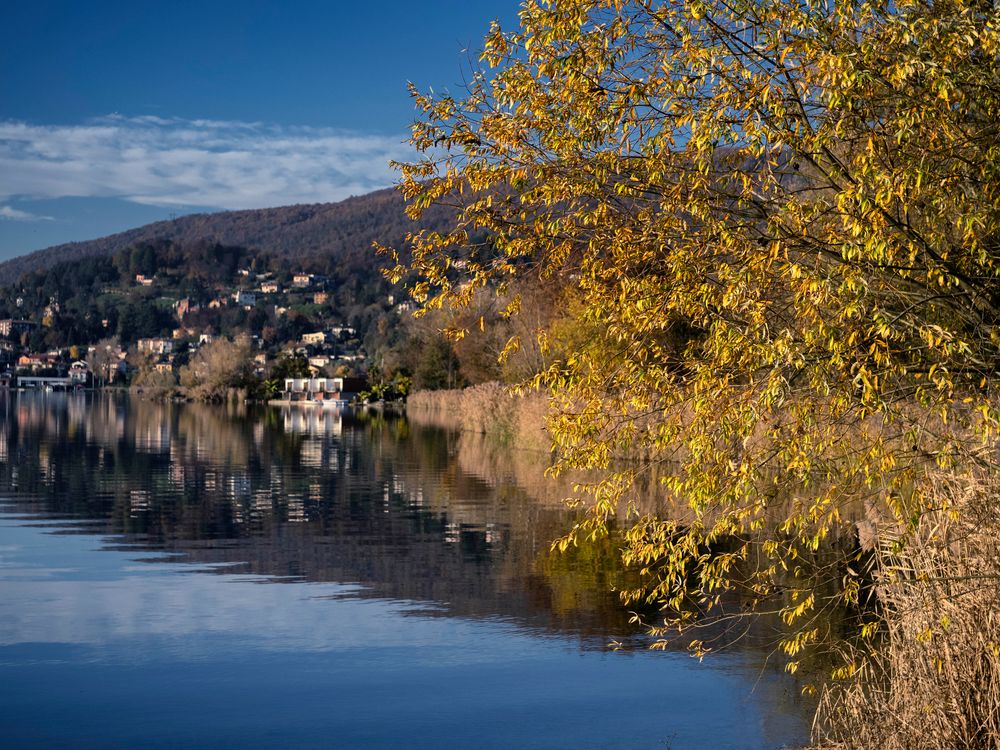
[407,382,549,451]
[129,335,255,403]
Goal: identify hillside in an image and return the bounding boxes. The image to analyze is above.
[0,186,486,394]
[0,187,455,287]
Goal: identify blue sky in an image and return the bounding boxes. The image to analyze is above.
[0,0,519,261]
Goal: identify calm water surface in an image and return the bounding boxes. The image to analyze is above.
[0,393,809,749]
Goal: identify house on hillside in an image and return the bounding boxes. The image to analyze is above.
[135,274,154,286]
[233,290,257,307]
[0,319,37,338]
[16,354,43,371]
[137,338,174,355]
[301,331,328,346]
[16,353,60,372]
[253,352,267,377]
[308,355,332,371]
[175,298,200,318]
[260,281,280,294]
[0,340,16,366]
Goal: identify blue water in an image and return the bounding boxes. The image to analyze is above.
[0,395,809,749]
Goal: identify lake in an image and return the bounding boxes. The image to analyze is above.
[0,393,810,749]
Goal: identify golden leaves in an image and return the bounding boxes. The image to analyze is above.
[390,0,1000,677]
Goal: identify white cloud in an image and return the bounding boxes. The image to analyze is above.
[0,204,53,221]
[0,116,414,211]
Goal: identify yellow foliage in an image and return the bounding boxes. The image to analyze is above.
[392,0,1000,678]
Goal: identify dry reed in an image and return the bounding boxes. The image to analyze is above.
[813,470,1000,749]
[406,382,550,452]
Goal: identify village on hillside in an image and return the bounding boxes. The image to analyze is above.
[0,259,417,395]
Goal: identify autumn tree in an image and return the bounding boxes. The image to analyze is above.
[450,279,573,384]
[129,354,177,393]
[86,337,122,387]
[389,0,1000,731]
[179,335,255,401]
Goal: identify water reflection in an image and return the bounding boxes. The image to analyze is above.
[0,393,810,750]
[1,393,642,639]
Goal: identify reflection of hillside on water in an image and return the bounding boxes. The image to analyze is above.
[0,394,641,644]
[0,395,849,668]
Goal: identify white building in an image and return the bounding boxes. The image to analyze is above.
[281,377,367,404]
[69,361,90,385]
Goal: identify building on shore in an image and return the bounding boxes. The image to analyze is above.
[279,377,366,405]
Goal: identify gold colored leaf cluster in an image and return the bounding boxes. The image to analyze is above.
[391,0,1000,674]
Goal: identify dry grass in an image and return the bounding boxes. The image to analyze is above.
[407,382,550,452]
[813,470,1000,750]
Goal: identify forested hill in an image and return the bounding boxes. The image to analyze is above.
[0,187,454,286]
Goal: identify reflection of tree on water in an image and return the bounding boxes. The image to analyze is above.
[0,394,638,644]
[0,394,836,693]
